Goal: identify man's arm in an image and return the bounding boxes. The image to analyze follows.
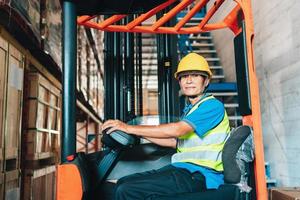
[143,137,177,148]
[102,120,193,138]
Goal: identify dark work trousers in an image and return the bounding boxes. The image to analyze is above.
[114,164,206,200]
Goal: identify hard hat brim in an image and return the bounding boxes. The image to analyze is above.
[175,70,211,79]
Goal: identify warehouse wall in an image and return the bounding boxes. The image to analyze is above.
[253,0,300,186]
[209,0,300,186]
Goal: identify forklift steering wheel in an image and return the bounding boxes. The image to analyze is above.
[102,129,139,148]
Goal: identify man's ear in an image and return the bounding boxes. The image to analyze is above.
[204,78,210,87]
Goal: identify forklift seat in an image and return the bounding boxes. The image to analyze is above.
[143,125,253,200]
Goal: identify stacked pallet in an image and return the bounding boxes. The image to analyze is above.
[41,0,62,68]
[0,35,24,199]
[0,37,7,197]
[76,120,101,154]
[23,165,56,200]
[75,22,104,153]
[77,23,105,118]
[142,89,159,115]
[4,170,20,199]
[22,72,61,200]
[23,73,61,165]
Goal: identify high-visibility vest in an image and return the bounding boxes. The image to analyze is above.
[171,95,230,172]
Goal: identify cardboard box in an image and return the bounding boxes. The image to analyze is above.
[269,187,300,200]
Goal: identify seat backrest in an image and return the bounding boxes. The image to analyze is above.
[222,126,252,184]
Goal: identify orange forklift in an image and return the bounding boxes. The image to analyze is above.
[57,0,268,199]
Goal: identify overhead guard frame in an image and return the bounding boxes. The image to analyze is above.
[62,0,268,199]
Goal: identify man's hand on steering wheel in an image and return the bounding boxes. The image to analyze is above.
[102,119,130,134]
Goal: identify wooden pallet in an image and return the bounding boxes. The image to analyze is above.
[0,173,4,199]
[4,170,20,200]
[77,26,105,116]
[23,165,56,200]
[0,36,8,173]
[0,35,24,175]
[23,72,61,165]
[24,130,60,162]
[76,121,101,153]
[25,73,61,130]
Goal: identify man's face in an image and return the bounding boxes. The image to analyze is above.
[178,71,209,97]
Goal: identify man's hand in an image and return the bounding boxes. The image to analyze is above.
[102,119,129,134]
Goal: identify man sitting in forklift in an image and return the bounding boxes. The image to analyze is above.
[102,52,231,200]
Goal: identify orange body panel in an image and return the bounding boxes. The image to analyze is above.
[56,164,83,200]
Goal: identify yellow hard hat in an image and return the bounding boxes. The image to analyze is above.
[174,53,212,79]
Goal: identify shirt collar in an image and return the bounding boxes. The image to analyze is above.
[182,93,210,117]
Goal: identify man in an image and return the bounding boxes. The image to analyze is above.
[102,52,230,200]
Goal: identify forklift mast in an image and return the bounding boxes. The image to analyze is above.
[61,0,267,199]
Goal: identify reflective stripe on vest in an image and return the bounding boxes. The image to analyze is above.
[171,95,230,172]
